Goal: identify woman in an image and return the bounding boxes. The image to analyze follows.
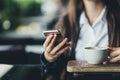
[40,0,120,79]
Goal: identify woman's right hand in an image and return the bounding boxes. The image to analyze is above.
[43,34,71,63]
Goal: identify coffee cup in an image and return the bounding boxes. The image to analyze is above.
[84,47,109,64]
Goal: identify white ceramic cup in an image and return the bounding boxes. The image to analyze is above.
[84,47,109,64]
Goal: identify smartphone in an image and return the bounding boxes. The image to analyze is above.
[43,30,61,37]
[43,30,63,45]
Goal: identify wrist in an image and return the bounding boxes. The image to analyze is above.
[41,53,57,68]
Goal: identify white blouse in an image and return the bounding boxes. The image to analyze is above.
[75,7,109,61]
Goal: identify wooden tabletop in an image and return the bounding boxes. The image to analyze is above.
[67,60,120,73]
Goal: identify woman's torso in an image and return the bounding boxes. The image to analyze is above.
[75,7,109,61]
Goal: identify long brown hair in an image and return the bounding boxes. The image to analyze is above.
[67,0,120,47]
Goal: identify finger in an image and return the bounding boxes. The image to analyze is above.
[50,38,68,55]
[110,49,120,57]
[110,55,120,63]
[112,47,120,50]
[57,46,69,55]
[54,46,69,58]
[43,35,53,48]
[45,34,57,53]
[47,34,57,48]
[45,47,52,53]
[46,42,71,62]
[109,47,120,51]
[66,41,72,51]
[66,41,72,46]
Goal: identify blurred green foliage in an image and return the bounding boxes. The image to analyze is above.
[0,0,43,32]
[13,0,43,16]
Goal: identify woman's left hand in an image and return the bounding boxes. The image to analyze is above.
[109,47,120,63]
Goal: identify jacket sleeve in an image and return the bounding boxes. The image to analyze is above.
[40,52,69,79]
[39,15,72,79]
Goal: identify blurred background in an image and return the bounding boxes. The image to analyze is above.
[0,0,68,79]
[0,0,68,33]
[0,0,69,64]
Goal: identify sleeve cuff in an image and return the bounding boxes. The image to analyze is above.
[40,53,57,68]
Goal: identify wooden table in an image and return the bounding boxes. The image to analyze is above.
[67,60,120,80]
[67,60,120,73]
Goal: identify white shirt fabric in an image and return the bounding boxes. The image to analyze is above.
[75,7,109,61]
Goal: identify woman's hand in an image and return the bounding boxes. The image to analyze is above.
[109,47,120,63]
[43,34,71,63]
